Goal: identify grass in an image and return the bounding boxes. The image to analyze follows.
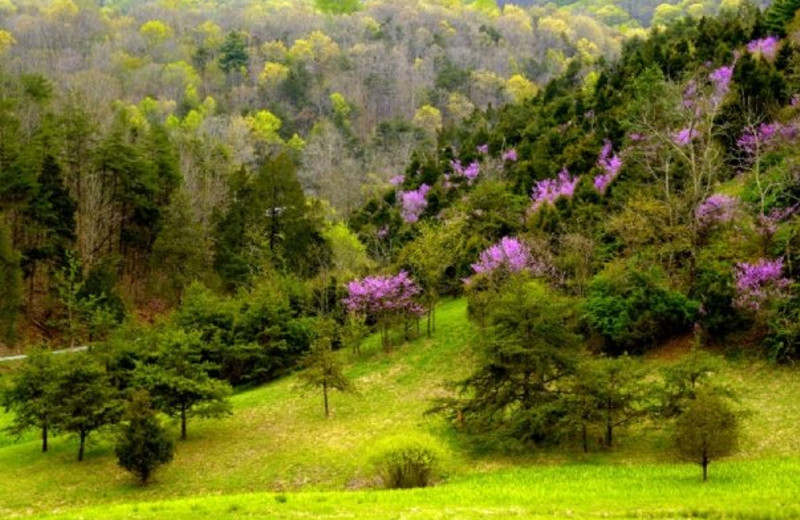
[2,298,800,519]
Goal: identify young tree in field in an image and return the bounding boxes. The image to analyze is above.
[675,391,739,482]
[299,319,353,418]
[51,354,121,461]
[136,329,232,440]
[2,348,61,452]
[115,390,175,485]
[400,220,465,336]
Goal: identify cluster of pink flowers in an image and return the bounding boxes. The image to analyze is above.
[695,194,738,227]
[737,122,799,155]
[747,36,780,62]
[733,258,791,311]
[470,236,545,276]
[343,271,423,317]
[502,148,518,162]
[709,65,734,104]
[593,141,623,194]
[389,175,405,187]
[477,144,489,154]
[531,168,579,211]
[400,184,431,223]
[672,127,701,146]
[451,159,480,183]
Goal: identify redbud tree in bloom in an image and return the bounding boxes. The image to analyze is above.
[531,168,579,211]
[400,184,431,224]
[470,237,547,277]
[594,141,623,194]
[733,258,791,311]
[343,271,424,348]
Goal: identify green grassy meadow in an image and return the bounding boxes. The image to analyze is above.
[3,299,800,519]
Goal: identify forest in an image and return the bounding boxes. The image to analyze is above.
[2,0,800,518]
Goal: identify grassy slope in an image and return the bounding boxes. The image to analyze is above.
[2,298,800,519]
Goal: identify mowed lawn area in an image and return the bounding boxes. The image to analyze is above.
[3,299,800,519]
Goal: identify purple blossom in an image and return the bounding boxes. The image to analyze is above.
[629,133,645,142]
[737,122,799,156]
[502,148,518,162]
[343,271,424,321]
[477,144,489,154]
[733,258,791,311]
[683,80,698,109]
[376,226,389,239]
[672,127,700,146]
[531,168,579,211]
[400,184,430,224]
[594,141,623,195]
[389,175,405,186]
[747,36,780,62]
[709,65,734,103]
[470,237,545,277]
[792,95,800,107]
[450,159,481,184]
[695,194,738,227]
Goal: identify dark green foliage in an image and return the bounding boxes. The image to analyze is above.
[584,263,700,355]
[765,297,800,362]
[454,279,580,444]
[765,0,800,35]
[135,328,232,440]
[51,354,122,461]
[658,349,725,419]
[218,31,249,77]
[115,390,175,484]
[674,391,739,482]
[0,221,21,345]
[2,348,61,452]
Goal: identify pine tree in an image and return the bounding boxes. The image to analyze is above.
[765,0,800,36]
[300,319,353,417]
[115,390,174,484]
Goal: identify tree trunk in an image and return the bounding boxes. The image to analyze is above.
[181,404,187,440]
[78,430,86,461]
[42,421,48,453]
[702,457,708,482]
[323,381,329,418]
[582,423,588,453]
[605,411,613,448]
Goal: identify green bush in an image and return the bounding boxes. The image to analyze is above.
[371,434,446,489]
[584,262,700,354]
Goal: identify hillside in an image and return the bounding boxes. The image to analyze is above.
[3,299,800,518]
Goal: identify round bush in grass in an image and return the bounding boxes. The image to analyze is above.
[370,434,447,489]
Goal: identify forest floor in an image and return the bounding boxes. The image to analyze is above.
[2,299,800,519]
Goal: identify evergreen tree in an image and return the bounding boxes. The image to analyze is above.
[218,31,249,79]
[115,390,175,484]
[2,348,61,452]
[765,0,800,36]
[51,354,122,461]
[136,328,232,440]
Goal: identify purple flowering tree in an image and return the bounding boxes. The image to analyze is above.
[400,184,431,224]
[343,271,424,348]
[695,194,738,228]
[594,141,623,194]
[756,205,798,252]
[733,258,791,311]
[531,169,579,211]
[747,37,780,62]
[737,120,799,214]
[450,160,481,185]
[470,237,546,277]
[502,148,518,162]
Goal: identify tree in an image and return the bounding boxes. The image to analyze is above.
[299,319,353,417]
[136,328,232,440]
[0,221,21,345]
[674,391,739,482]
[115,390,175,484]
[51,354,121,461]
[218,31,249,79]
[2,348,61,452]
[314,0,361,15]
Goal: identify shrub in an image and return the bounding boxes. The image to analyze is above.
[584,262,700,354]
[371,434,445,489]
